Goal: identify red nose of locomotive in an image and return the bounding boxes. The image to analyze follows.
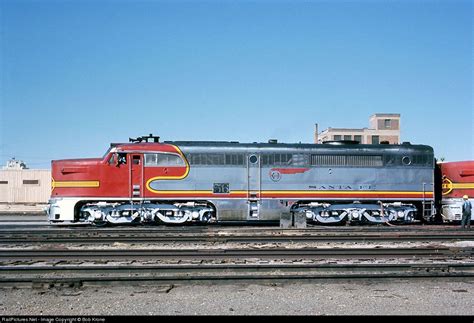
[51,158,102,197]
[439,160,474,221]
[440,161,474,199]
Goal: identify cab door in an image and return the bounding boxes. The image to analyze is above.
[129,154,143,198]
[247,154,261,219]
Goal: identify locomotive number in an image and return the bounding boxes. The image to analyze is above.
[213,183,230,194]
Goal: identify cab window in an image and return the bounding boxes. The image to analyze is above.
[145,153,185,167]
[108,154,116,165]
[117,153,127,166]
[132,155,141,165]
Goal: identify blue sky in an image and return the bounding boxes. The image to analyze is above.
[0,0,472,168]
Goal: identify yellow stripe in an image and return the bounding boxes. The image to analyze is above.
[146,145,190,193]
[150,190,432,196]
[451,183,474,189]
[264,190,431,195]
[154,190,213,194]
[52,180,100,188]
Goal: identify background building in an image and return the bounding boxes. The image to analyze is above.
[0,159,50,213]
[315,113,401,144]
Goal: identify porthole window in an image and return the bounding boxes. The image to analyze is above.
[402,156,411,166]
[249,155,258,164]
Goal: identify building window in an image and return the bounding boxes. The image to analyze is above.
[372,135,380,144]
[0,181,8,184]
[333,135,342,141]
[23,180,39,185]
[384,119,391,128]
[343,135,352,141]
[354,135,362,143]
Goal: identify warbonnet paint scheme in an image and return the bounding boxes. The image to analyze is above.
[46,135,438,225]
[439,160,474,222]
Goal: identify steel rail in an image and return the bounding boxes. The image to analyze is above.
[2,262,474,286]
[1,247,472,260]
[0,224,470,234]
[0,228,473,244]
[0,234,472,244]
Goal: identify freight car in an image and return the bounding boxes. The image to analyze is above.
[46,134,441,225]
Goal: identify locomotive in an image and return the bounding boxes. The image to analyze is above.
[45,134,473,225]
[439,160,474,222]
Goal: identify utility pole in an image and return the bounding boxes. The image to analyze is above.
[314,123,319,143]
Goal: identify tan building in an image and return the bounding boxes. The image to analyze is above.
[315,113,401,144]
[0,159,51,206]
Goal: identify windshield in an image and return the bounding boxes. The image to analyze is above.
[102,146,114,159]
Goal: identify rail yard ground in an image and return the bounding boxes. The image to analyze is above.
[2,278,474,316]
[1,214,474,316]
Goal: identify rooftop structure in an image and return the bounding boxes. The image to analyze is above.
[315,113,401,144]
[3,158,28,170]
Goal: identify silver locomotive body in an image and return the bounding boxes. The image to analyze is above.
[157,141,435,225]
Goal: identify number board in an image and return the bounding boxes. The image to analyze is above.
[213,183,230,194]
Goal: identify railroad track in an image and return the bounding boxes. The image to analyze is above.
[2,260,474,287]
[1,246,473,284]
[1,225,473,286]
[1,247,473,260]
[1,226,473,243]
